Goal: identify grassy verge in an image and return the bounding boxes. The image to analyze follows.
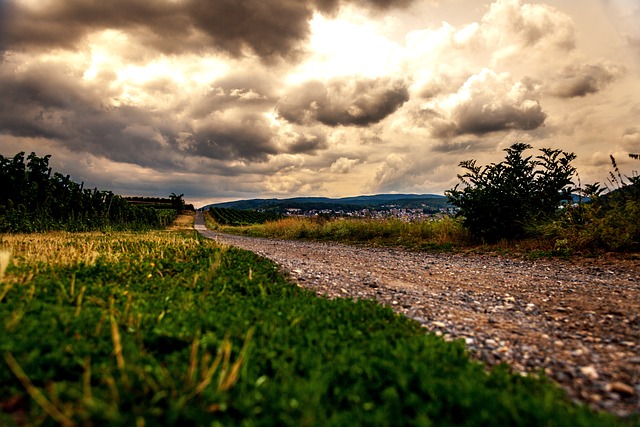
[0,225,630,426]
[209,214,472,252]
[209,213,640,259]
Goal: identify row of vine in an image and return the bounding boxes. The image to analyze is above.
[0,152,176,232]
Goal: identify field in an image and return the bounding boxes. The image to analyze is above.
[0,215,629,426]
[207,207,282,227]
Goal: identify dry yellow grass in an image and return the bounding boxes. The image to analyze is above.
[0,228,204,280]
[0,249,11,281]
[167,211,196,231]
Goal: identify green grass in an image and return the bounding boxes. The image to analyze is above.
[0,229,631,426]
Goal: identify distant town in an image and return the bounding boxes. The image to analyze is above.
[280,205,459,222]
[204,193,459,222]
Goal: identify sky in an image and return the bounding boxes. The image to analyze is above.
[1,0,639,207]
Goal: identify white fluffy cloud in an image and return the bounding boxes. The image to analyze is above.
[481,0,576,65]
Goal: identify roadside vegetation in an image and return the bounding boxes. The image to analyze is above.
[213,144,640,256]
[0,152,177,232]
[1,220,630,426]
[212,214,471,252]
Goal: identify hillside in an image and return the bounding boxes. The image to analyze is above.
[201,193,449,213]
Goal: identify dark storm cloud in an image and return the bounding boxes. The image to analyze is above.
[2,0,418,61]
[313,0,415,13]
[0,0,8,55]
[0,60,281,167]
[1,0,187,53]
[284,130,329,154]
[0,62,149,162]
[277,77,409,127]
[418,70,547,138]
[449,99,546,136]
[429,100,547,138]
[0,62,99,140]
[190,114,279,162]
[549,62,625,98]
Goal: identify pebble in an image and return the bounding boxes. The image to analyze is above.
[606,382,635,396]
[580,365,599,380]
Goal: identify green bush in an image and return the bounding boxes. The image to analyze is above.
[446,143,576,241]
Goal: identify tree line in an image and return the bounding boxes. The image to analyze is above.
[0,152,177,232]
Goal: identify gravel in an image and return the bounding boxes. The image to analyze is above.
[194,213,640,417]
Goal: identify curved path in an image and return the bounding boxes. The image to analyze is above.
[194,213,640,416]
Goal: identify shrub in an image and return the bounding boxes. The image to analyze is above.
[446,143,576,241]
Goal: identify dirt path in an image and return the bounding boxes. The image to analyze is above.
[194,213,640,416]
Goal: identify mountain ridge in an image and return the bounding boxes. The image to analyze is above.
[200,193,447,211]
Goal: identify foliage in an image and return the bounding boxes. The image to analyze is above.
[208,207,282,226]
[169,193,186,212]
[446,143,577,241]
[0,230,625,426]
[537,156,640,252]
[0,152,176,232]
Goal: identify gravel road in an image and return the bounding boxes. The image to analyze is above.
[194,213,640,417]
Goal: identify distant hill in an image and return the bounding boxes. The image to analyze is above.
[201,194,449,212]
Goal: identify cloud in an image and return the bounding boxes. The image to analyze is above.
[481,0,576,62]
[189,114,279,162]
[0,57,282,167]
[417,69,546,137]
[624,33,640,58]
[1,0,418,62]
[2,0,187,53]
[0,61,169,166]
[277,77,409,126]
[329,157,360,173]
[622,127,640,151]
[372,153,407,190]
[430,138,494,154]
[0,60,100,140]
[264,169,327,195]
[190,83,273,119]
[284,132,329,155]
[549,61,625,98]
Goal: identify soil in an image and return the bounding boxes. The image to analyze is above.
[194,213,640,417]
